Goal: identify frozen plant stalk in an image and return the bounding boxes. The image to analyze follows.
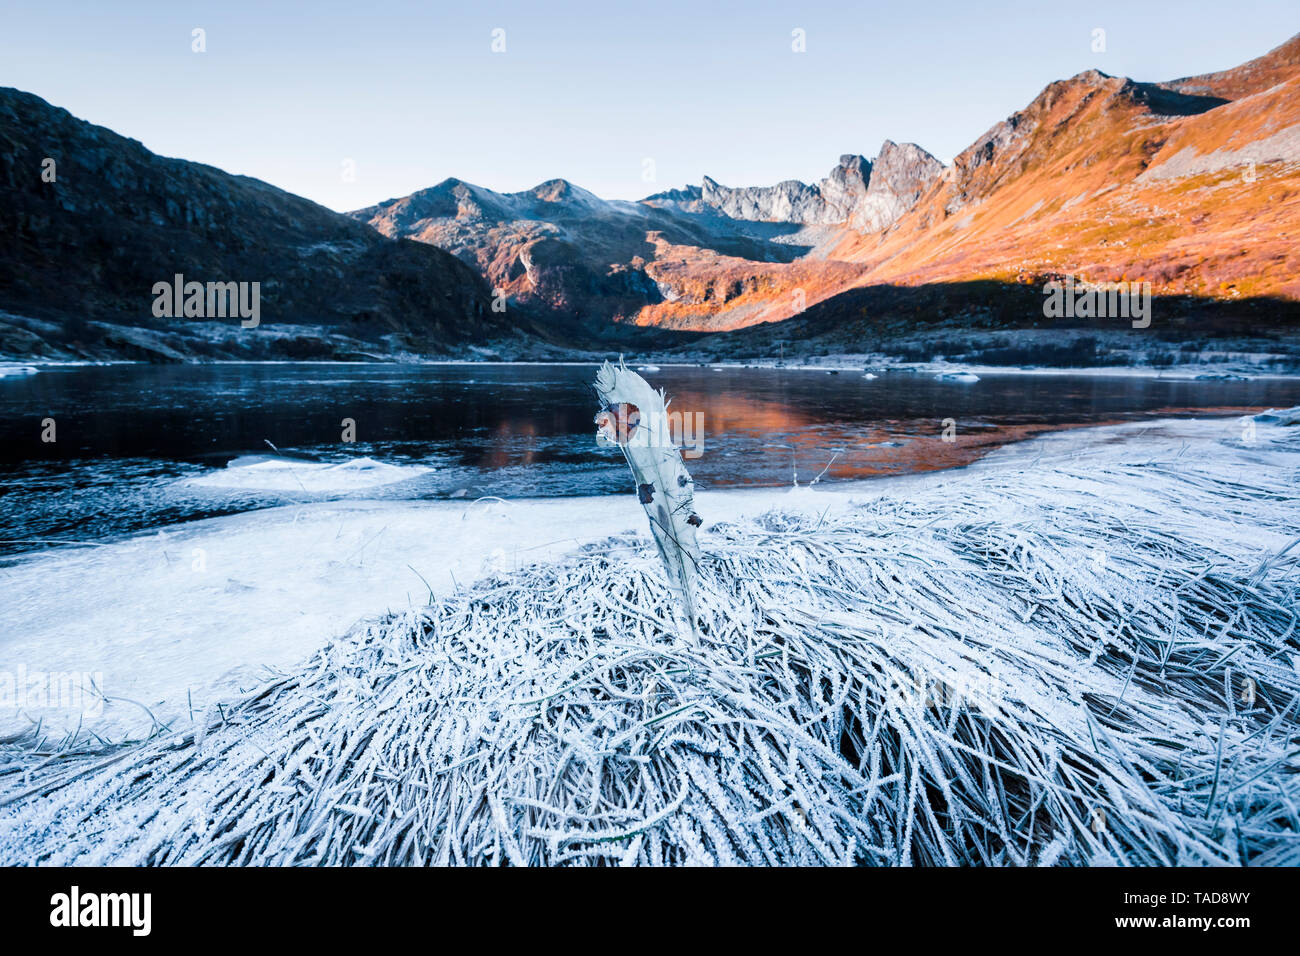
[594,360,702,637]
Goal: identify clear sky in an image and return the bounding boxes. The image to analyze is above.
[2,1,1295,211]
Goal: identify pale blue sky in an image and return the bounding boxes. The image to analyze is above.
[2,1,1295,211]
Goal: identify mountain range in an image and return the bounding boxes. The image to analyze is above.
[349,142,946,332]
[352,32,1300,340]
[2,32,1298,363]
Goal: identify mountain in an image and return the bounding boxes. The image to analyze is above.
[690,146,942,232]
[0,88,545,362]
[352,32,1300,344]
[830,34,1300,306]
[850,141,946,233]
[698,154,871,224]
[350,142,936,331]
[350,173,820,327]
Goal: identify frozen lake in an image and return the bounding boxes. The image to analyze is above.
[3,361,1300,555]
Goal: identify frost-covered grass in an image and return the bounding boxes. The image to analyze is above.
[1,420,1298,865]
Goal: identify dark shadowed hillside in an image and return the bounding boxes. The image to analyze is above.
[0,88,558,361]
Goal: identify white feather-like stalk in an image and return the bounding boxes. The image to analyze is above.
[595,359,701,638]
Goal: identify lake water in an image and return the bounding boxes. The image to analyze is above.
[2,362,1298,556]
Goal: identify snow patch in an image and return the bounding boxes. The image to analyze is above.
[186,455,431,492]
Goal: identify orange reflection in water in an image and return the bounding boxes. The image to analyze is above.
[667,387,1069,480]
[480,418,540,470]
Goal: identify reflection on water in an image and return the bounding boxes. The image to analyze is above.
[2,362,1298,555]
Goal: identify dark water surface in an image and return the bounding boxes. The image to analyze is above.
[2,362,1298,555]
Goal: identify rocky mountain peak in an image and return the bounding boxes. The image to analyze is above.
[529,178,601,206]
[850,141,944,233]
[699,154,871,225]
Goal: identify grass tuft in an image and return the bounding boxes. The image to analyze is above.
[1,423,1297,865]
